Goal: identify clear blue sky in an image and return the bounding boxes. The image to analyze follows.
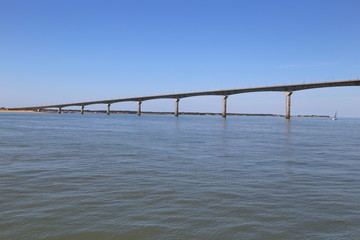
[1,0,359,116]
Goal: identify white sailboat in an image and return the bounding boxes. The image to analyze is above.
[332,111,337,120]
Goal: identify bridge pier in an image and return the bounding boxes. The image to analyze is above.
[106,104,111,115]
[222,95,228,118]
[137,101,142,116]
[174,98,180,117]
[58,107,62,114]
[80,106,84,114]
[284,91,293,119]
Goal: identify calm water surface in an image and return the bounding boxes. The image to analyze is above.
[1,113,360,239]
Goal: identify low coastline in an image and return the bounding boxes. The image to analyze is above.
[0,109,329,118]
[0,109,43,113]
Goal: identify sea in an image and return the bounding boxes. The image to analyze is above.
[1,113,359,240]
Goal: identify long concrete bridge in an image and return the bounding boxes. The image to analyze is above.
[8,79,360,119]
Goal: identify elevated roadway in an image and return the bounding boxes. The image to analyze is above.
[8,79,360,119]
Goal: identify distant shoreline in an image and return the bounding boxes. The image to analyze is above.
[0,109,329,118]
[0,109,43,113]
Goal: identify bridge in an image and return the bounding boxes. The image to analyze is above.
[8,79,360,119]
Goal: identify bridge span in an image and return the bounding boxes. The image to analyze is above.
[8,79,360,119]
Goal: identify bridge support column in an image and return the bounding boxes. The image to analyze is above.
[80,106,84,114]
[58,107,62,114]
[284,91,293,119]
[174,98,180,117]
[137,101,142,116]
[222,95,228,118]
[106,104,111,115]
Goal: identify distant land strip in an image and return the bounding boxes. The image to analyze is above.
[0,109,330,118]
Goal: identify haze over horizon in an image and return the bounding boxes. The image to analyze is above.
[1,0,359,117]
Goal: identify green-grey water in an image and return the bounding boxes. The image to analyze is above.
[1,113,359,239]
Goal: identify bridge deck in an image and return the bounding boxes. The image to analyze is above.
[8,79,360,110]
